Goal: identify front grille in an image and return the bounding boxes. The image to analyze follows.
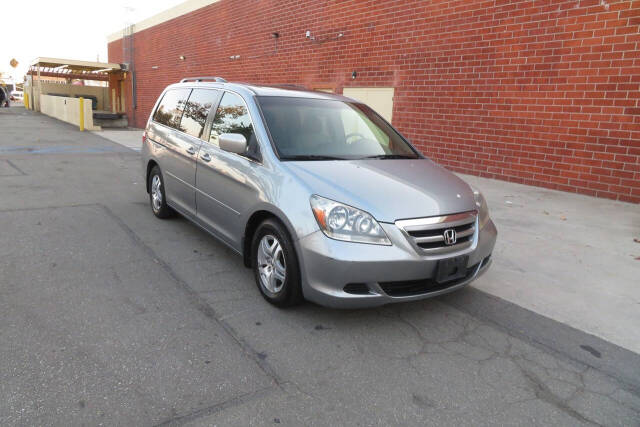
[395,211,477,255]
[379,262,479,297]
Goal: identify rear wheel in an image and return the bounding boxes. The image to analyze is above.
[148,166,174,219]
[251,219,303,307]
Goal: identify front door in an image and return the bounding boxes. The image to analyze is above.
[195,91,261,250]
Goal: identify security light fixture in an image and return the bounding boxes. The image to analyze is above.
[351,71,357,80]
[305,30,344,44]
[179,55,186,60]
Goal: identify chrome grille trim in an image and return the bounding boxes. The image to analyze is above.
[456,227,475,239]
[395,211,478,255]
[414,235,445,244]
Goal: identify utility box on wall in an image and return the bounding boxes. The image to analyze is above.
[342,87,394,123]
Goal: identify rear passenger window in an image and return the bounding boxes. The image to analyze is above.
[153,89,191,130]
[180,89,219,139]
[210,92,255,149]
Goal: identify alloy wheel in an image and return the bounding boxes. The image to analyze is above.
[151,174,162,212]
[257,234,287,293]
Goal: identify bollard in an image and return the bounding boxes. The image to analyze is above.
[78,97,85,131]
[24,93,29,109]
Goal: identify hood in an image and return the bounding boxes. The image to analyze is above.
[283,159,476,222]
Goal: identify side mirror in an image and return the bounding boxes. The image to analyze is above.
[219,133,247,155]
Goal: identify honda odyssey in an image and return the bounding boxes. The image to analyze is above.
[142,77,497,308]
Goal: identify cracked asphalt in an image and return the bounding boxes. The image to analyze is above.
[1,107,639,426]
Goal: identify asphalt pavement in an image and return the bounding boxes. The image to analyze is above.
[1,106,639,426]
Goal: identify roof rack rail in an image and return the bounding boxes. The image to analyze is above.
[272,83,307,90]
[180,76,227,83]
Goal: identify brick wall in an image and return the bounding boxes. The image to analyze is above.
[108,0,640,202]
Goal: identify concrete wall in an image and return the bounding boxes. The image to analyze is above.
[38,83,109,111]
[108,0,640,203]
[23,77,37,111]
[40,94,100,131]
[24,81,110,113]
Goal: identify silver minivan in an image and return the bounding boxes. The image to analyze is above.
[142,77,497,308]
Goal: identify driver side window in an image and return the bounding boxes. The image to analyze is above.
[209,92,255,148]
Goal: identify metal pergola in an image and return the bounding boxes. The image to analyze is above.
[27,57,122,82]
[26,57,124,113]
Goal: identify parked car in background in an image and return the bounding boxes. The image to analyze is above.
[10,90,23,102]
[0,87,9,107]
[141,78,497,308]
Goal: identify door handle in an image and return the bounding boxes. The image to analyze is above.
[201,153,211,162]
[186,146,196,155]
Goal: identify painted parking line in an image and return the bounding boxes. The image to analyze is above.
[0,145,132,154]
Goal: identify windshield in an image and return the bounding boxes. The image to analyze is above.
[257,96,420,160]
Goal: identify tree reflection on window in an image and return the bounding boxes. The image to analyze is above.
[181,89,218,138]
[154,104,185,131]
[210,93,254,147]
[153,89,190,132]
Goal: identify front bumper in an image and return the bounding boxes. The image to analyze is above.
[297,219,497,308]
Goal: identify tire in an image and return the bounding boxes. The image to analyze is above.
[251,219,303,307]
[148,166,174,219]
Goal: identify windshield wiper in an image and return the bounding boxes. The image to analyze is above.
[281,155,347,161]
[361,154,417,160]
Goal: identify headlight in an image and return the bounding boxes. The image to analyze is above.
[310,195,391,245]
[472,187,490,229]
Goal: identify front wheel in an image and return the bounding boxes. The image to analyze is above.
[251,219,303,307]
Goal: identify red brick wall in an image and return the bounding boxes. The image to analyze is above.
[108,0,640,202]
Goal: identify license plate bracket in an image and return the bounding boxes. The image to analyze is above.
[435,255,469,284]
